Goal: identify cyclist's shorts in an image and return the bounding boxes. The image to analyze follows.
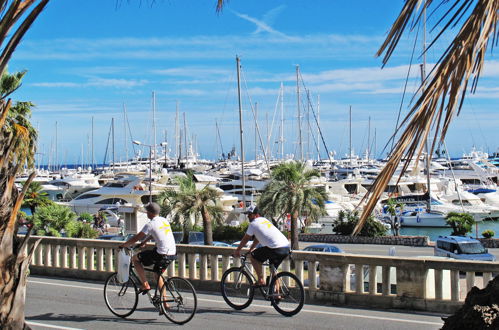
[251,246,290,268]
[138,248,173,272]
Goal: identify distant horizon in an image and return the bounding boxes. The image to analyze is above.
[9,1,499,164]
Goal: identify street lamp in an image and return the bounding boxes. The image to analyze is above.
[132,140,153,203]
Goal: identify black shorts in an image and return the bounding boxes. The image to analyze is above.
[251,246,290,268]
[137,248,173,272]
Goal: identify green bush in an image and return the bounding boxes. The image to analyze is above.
[213,222,249,242]
[78,212,93,223]
[32,204,99,239]
[32,204,77,237]
[66,221,99,239]
[445,212,475,236]
[333,210,387,237]
[482,229,495,239]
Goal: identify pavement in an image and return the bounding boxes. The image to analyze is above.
[26,275,446,330]
[299,242,499,260]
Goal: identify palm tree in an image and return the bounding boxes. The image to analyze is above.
[0,2,50,326]
[258,161,327,250]
[157,174,224,245]
[354,1,499,235]
[31,203,77,237]
[385,198,404,236]
[21,181,52,214]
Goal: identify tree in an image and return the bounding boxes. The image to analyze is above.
[21,181,52,214]
[333,210,387,237]
[445,212,475,236]
[31,204,77,237]
[385,198,404,236]
[157,173,224,245]
[258,161,327,250]
[354,1,499,235]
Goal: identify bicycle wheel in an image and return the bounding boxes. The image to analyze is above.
[269,271,304,317]
[220,267,255,310]
[103,273,138,318]
[160,277,197,325]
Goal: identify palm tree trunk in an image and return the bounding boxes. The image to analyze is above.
[0,172,38,329]
[201,208,213,246]
[290,211,299,250]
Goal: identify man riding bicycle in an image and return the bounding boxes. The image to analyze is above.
[234,205,290,287]
[119,202,176,294]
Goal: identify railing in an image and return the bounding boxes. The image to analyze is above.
[27,236,499,313]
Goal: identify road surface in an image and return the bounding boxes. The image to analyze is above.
[26,275,445,330]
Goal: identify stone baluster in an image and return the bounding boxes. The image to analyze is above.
[355,264,364,294]
[434,269,443,300]
[309,262,318,291]
[210,255,219,281]
[87,247,95,271]
[381,266,390,296]
[188,254,197,280]
[97,248,104,272]
[368,265,377,295]
[222,256,231,274]
[105,248,113,272]
[466,271,476,291]
[44,244,52,267]
[483,272,492,286]
[178,253,186,278]
[52,244,60,268]
[168,260,175,278]
[295,260,304,284]
[78,247,86,270]
[200,255,208,281]
[70,246,77,269]
[450,270,460,302]
[35,244,43,266]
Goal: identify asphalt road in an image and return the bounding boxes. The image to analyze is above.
[299,242,499,259]
[26,276,445,330]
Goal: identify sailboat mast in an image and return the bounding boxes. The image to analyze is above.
[237,56,247,209]
[91,116,95,169]
[255,102,258,162]
[280,82,284,160]
[152,91,157,161]
[123,104,128,169]
[55,121,58,172]
[296,65,303,161]
[422,2,431,211]
[317,95,320,161]
[349,106,352,166]
[175,101,179,165]
[112,117,115,171]
[368,116,371,160]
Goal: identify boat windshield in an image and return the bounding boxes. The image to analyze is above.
[458,242,486,254]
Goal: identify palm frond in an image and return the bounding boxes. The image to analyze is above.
[354,0,499,235]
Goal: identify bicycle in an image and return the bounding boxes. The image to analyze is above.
[103,247,197,325]
[220,253,304,317]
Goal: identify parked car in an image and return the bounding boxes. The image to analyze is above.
[302,244,344,270]
[434,236,496,261]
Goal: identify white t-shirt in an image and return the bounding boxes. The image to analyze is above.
[140,216,176,255]
[246,217,289,249]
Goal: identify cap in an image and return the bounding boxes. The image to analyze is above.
[144,202,161,215]
[243,205,259,215]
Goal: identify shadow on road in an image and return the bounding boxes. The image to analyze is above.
[26,312,172,326]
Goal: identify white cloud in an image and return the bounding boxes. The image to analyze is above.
[31,77,148,89]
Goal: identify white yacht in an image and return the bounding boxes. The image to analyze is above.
[59,176,153,214]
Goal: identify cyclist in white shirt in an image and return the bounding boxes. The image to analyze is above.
[234,205,290,287]
[119,202,176,294]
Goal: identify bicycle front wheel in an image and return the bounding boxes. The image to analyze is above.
[220,267,255,310]
[269,271,305,317]
[160,277,197,325]
[103,273,138,318]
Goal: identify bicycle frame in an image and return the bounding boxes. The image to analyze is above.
[236,255,281,299]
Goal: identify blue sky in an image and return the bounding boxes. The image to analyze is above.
[8,0,499,165]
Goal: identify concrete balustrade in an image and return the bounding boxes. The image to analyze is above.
[26,236,498,314]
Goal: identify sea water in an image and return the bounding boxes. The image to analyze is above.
[400,220,499,241]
